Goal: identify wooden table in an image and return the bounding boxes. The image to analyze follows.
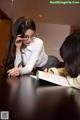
[0,75,80,120]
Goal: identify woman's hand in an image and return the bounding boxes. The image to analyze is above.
[7,67,21,77]
[44,68,48,72]
[15,35,23,52]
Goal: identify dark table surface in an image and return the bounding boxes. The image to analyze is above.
[0,75,80,120]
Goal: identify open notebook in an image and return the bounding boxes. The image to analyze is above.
[31,70,80,89]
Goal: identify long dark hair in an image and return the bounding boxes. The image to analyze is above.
[4,16,36,72]
[60,32,80,77]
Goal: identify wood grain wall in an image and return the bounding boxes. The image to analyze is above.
[0,20,11,65]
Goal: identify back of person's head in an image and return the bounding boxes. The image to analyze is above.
[12,16,36,38]
[60,32,80,77]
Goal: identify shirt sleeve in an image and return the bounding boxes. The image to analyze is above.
[20,39,43,74]
[14,52,22,67]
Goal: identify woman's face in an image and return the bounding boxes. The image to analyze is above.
[22,29,35,45]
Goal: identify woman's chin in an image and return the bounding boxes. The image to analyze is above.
[23,42,30,45]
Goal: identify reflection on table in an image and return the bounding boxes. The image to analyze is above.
[0,75,80,120]
[0,75,36,120]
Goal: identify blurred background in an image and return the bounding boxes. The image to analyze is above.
[0,0,80,65]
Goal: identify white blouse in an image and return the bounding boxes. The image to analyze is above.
[14,37,48,74]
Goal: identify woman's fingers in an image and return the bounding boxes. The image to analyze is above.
[16,35,23,43]
[17,34,22,37]
[7,68,20,77]
[15,35,23,49]
[44,68,48,72]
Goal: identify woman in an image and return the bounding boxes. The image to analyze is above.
[4,16,60,77]
[49,32,80,77]
[47,32,80,88]
[60,31,80,78]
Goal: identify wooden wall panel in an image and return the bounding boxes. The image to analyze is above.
[0,20,11,65]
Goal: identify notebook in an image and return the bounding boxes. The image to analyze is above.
[31,70,80,89]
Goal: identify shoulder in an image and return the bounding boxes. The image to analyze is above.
[33,37,43,45]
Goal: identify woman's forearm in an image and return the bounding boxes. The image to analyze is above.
[14,52,22,67]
